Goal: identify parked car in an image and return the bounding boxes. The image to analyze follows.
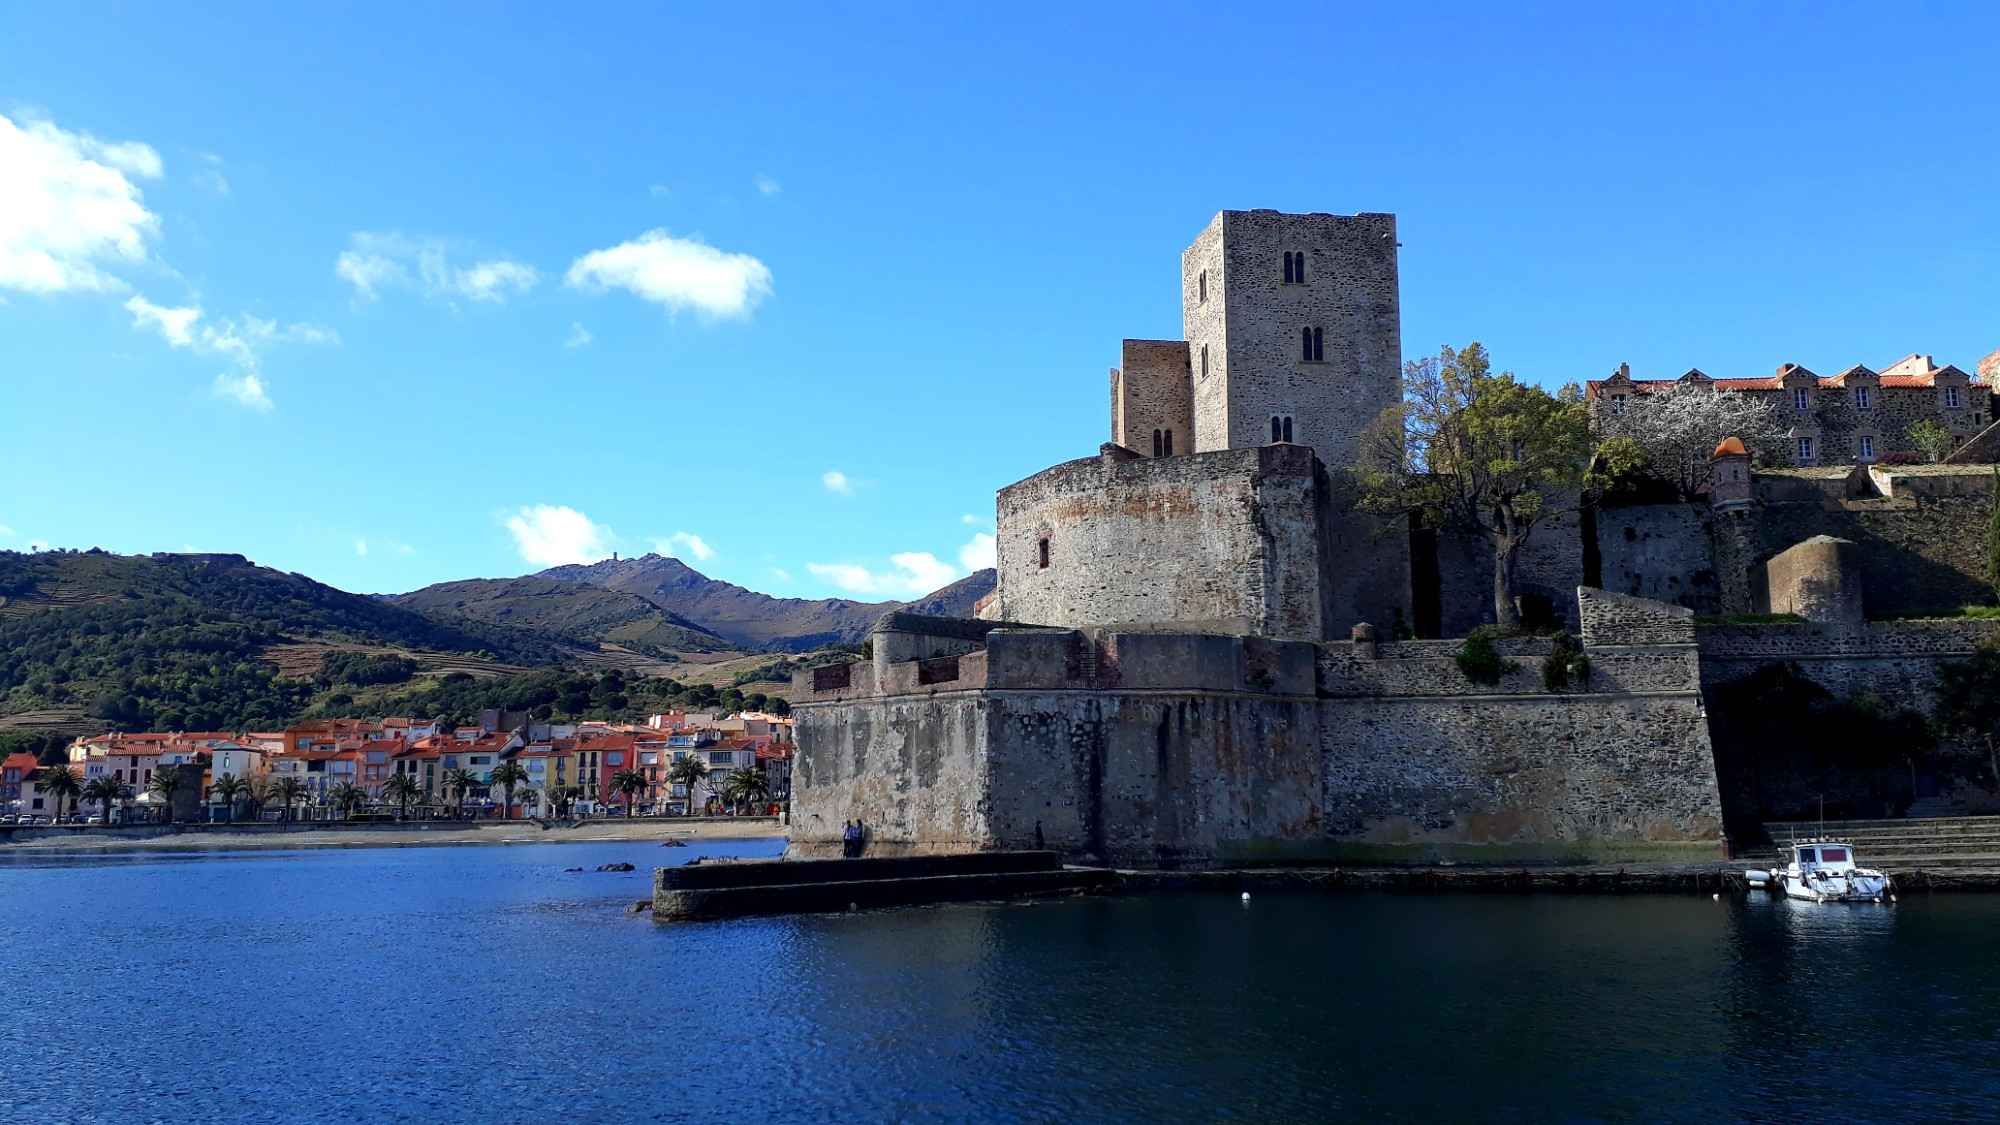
[0,814,17,825]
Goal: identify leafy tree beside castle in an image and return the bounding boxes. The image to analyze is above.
[1356,343,1594,630]
[1906,418,1958,464]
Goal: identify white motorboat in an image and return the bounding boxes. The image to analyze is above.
[1745,840,1892,903]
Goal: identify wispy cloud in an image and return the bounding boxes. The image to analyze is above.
[650,531,716,562]
[0,112,161,294]
[125,294,333,410]
[355,538,369,556]
[755,175,781,197]
[822,470,852,495]
[565,321,592,348]
[808,552,958,596]
[565,229,772,320]
[336,232,540,304]
[192,168,229,196]
[504,504,613,568]
[770,567,791,582]
[649,184,670,198]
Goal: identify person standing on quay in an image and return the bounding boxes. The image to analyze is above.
[841,820,859,858]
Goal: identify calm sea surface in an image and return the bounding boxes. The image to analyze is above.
[3,841,1998,1123]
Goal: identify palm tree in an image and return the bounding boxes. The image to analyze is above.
[666,754,709,817]
[208,773,248,823]
[488,762,530,821]
[146,766,183,824]
[722,765,771,815]
[329,782,367,818]
[81,775,129,824]
[381,773,422,820]
[36,763,82,821]
[610,768,649,818]
[268,776,309,823]
[443,768,479,820]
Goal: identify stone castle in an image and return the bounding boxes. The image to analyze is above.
[789,208,2000,867]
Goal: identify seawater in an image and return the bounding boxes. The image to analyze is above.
[2,841,1998,1123]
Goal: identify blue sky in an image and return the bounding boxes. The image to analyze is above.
[3,3,1999,598]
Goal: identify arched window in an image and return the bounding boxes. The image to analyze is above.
[1283,417,1293,443]
[1301,328,1313,361]
[1302,327,1323,362]
[1152,429,1163,457]
[1294,252,1305,284]
[1282,252,1295,284]
[1272,416,1283,443]
[1163,429,1174,455]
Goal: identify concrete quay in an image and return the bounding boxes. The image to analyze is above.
[652,851,1112,920]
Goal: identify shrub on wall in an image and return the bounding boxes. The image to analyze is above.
[1540,632,1591,692]
[1453,626,1517,686]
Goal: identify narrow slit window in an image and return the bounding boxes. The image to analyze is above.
[1163,429,1173,455]
[1282,252,1295,284]
[1200,344,1209,377]
[1197,270,1206,303]
[1272,416,1283,443]
[1152,429,1162,457]
[1037,537,1051,569]
[1282,417,1293,443]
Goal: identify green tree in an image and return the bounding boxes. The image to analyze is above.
[666,753,710,817]
[443,768,480,820]
[1987,466,2000,605]
[1357,343,1594,630]
[488,761,530,821]
[37,763,82,820]
[329,782,368,818]
[610,768,649,818]
[721,765,771,814]
[381,772,423,820]
[81,774,130,823]
[1907,418,1958,464]
[147,766,183,824]
[208,773,248,823]
[268,775,309,822]
[542,782,580,820]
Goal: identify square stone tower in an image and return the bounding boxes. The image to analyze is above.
[1181,210,1402,471]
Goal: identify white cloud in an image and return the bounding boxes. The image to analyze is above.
[565,229,772,320]
[505,505,613,568]
[0,112,162,294]
[355,538,369,556]
[958,532,996,572]
[192,168,229,196]
[822,470,852,495]
[770,567,791,582]
[649,184,670,198]
[961,513,986,525]
[808,552,958,597]
[755,175,781,197]
[336,232,539,304]
[565,321,592,348]
[212,371,273,410]
[651,531,716,562]
[124,294,334,409]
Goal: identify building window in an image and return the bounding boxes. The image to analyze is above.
[1270,416,1293,443]
[1301,327,1323,362]
[1859,435,1874,461]
[1163,429,1173,455]
[1946,387,1962,409]
[1197,270,1206,303]
[1798,436,1814,462]
[1283,251,1305,284]
[1793,387,1810,410]
[1037,537,1051,569]
[1610,395,1625,416]
[1855,387,1871,410]
[1272,416,1282,443]
[1200,344,1209,377]
[1152,429,1163,457]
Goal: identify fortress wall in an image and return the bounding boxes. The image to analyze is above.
[1114,340,1194,455]
[1433,506,1588,635]
[1591,503,1724,615]
[1697,618,2000,710]
[789,691,993,858]
[994,445,1323,638]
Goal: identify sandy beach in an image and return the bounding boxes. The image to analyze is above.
[0,817,787,856]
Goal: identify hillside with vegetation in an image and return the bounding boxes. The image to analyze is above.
[0,550,570,734]
[528,553,996,650]
[390,575,740,658]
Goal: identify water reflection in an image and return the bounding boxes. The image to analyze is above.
[2,850,1997,1123]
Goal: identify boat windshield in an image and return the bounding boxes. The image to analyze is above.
[1819,846,1849,863]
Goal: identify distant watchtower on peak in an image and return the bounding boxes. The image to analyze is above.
[1112,209,1402,471]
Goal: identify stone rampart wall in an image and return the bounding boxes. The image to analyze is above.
[790,692,992,858]
[1697,618,2000,711]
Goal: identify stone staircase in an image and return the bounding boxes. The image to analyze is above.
[1750,816,2000,869]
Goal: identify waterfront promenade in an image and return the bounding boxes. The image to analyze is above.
[0,815,784,855]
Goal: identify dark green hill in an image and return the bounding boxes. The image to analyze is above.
[390,576,741,657]
[0,549,566,732]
